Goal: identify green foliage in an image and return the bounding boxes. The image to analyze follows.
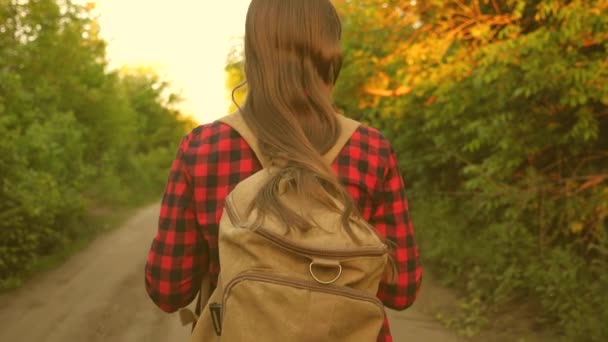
[0,0,195,287]
[414,197,608,340]
[225,45,247,113]
[334,0,608,340]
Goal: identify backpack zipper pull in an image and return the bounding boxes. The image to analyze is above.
[209,303,223,336]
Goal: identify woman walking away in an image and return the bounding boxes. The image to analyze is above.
[145,0,422,341]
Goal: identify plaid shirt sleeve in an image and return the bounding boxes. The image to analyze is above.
[145,133,205,313]
[371,138,422,311]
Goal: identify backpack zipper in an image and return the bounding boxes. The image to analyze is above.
[217,271,385,334]
[255,228,386,257]
[225,194,387,258]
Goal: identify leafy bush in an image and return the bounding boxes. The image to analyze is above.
[0,0,196,288]
[334,0,608,340]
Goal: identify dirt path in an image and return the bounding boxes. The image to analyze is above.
[0,204,462,342]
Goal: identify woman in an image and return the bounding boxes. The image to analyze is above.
[145,0,422,340]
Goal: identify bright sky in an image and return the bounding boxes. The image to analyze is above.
[82,0,251,124]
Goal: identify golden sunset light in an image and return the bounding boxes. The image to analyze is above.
[80,0,251,123]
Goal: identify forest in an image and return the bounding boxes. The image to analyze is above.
[333,1,608,340]
[0,0,195,289]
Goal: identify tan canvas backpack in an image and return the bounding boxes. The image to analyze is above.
[182,112,389,341]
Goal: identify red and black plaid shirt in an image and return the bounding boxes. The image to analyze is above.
[145,120,422,341]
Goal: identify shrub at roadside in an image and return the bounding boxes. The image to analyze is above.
[334,1,608,340]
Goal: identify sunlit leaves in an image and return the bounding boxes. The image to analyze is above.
[334,1,608,338]
[336,0,608,236]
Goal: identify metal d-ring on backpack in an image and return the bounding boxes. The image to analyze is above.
[186,112,390,341]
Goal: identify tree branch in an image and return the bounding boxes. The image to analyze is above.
[491,0,502,14]
[363,85,412,97]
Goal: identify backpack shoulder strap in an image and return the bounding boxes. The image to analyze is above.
[218,111,361,168]
[323,114,360,165]
[219,112,270,168]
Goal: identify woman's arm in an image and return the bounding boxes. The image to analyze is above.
[371,143,422,311]
[145,135,207,313]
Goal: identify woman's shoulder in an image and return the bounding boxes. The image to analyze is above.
[347,123,395,161]
[179,120,243,152]
[176,120,261,175]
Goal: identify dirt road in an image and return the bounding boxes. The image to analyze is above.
[0,205,462,342]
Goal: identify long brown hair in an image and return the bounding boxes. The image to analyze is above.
[232,0,358,232]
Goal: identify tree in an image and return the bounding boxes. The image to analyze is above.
[336,0,608,244]
[0,0,195,289]
[334,0,608,339]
